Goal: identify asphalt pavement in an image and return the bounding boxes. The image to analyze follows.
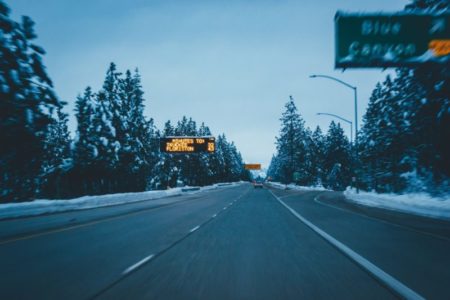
[1,183,448,299]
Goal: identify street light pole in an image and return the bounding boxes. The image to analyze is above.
[310,74,359,192]
[317,113,352,144]
[309,75,358,146]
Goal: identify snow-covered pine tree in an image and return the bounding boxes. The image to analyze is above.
[227,141,246,182]
[372,75,405,192]
[0,2,61,202]
[274,96,309,184]
[221,135,235,182]
[184,118,208,186]
[72,86,99,195]
[117,69,155,191]
[74,87,96,166]
[40,107,72,198]
[401,0,449,193]
[210,134,226,183]
[323,121,352,190]
[267,154,281,181]
[150,121,177,189]
[359,82,384,191]
[198,123,216,185]
[359,0,450,195]
[103,62,123,143]
[308,126,325,186]
[89,87,120,193]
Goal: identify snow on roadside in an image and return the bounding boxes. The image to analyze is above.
[344,188,450,220]
[0,182,242,220]
[266,182,329,191]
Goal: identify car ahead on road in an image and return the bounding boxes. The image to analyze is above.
[253,178,264,188]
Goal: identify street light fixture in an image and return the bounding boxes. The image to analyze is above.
[309,75,358,143]
[317,112,352,144]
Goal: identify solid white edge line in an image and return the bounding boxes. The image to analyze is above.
[268,189,425,300]
[123,254,154,275]
[190,225,200,233]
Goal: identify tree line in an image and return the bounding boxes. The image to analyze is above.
[269,0,449,195]
[358,0,449,195]
[0,1,249,203]
[267,96,353,190]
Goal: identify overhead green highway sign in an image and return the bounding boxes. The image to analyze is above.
[335,12,450,68]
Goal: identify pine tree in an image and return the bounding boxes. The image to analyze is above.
[323,121,352,190]
[88,87,119,193]
[40,107,72,197]
[308,126,325,186]
[0,2,61,202]
[387,0,450,194]
[74,87,96,166]
[267,154,280,181]
[359,82,384,191]
[150,121,177,189]
[72,87,99,195]
[196,123,213,185]
[117,69,155,191]
[274,96,309,184]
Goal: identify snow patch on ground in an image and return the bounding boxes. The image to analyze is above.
[0,182,242,220]
[267,182,329,192]
[344,188,450,220]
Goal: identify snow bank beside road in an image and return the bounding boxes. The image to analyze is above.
[266,182,329,192]
[344,188,450,220]
[0,182,242,220]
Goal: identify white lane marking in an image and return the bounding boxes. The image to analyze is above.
[119,188,251,277]
[268,190,425,300]
[123,254,154,275]
[190,225,200,233]
[223,207,227,210]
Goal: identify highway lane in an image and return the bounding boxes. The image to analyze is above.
[0,184,250,300]
[2,183,445,299]
[270,187,450,299]
[0,185,244,242]
[97,187,395,300]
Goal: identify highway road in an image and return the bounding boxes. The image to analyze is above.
[1,183,449,299]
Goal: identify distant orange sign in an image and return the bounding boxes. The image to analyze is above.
[429,40,450,56]
[245,164,261,170]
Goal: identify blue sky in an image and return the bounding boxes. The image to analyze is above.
[12,0,408,167]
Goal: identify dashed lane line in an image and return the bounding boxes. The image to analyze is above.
[123,255,154,275]
[190,225,200,233]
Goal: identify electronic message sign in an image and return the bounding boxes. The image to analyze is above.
[335,12,450,68]
[160,137,215,153]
